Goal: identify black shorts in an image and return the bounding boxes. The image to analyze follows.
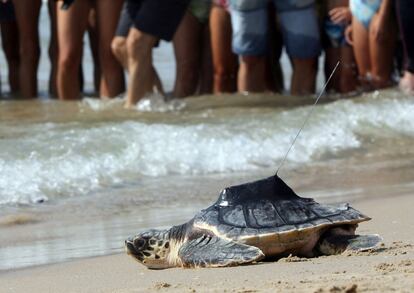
[115,0,190,42]
[0,2,16,22]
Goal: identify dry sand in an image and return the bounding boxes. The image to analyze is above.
[1,193,414,293]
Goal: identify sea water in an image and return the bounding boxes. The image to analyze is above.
[1,6,414,271]
[1,92,414,206]
[1,90,414,270]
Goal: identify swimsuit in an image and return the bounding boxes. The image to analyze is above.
[189,0,211,23]
[350,0,382,28]
[229,0,320,58]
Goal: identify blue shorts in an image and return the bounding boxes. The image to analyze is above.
[229,0,321,58]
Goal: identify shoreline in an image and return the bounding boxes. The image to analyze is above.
[2,192,413,292]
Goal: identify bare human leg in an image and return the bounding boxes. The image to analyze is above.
[338,46,358,93]
[95,0,125,98]
[198,23,213,95]
[111,36,163,96]
[290,58,317,95]
[396,0,414,93]
[112,36,128,70]
[351,17,371,89]
[173,11,202,98]
[324,47,341,91]
[325,46,357,94]
[238,56,266,93]
[210,4,238,94]
[399,71,414,94]
[48,0,58,97]
[125,28,158,107]
[56,0,91,100]
[0,21,20,94]
[369,13,396,89]
[13,0,41,98]
[87,8,102,94]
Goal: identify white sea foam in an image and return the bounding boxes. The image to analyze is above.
[135,94,186,112]
[0,96,413,205]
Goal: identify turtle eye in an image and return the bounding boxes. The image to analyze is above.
[134,238,146,249]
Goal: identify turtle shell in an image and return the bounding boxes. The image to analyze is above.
[193,175,370,242]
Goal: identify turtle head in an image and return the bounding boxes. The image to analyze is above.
[125,229,171,269]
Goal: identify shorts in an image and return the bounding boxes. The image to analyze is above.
[229,0,314,13]
[0,2,16,22]
[189,0,211,23]
[115,0,190,41]
[350,0,381,28]
[230,0,320,58]
[323,18,348,48]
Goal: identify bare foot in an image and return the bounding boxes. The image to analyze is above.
[399,71,414,95]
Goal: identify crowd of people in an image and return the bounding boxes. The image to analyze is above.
[0,0,413,108]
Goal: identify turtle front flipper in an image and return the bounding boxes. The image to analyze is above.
[318,234,383,255]
[178,235,264,268]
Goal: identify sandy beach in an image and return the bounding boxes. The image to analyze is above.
[1,189,413,293]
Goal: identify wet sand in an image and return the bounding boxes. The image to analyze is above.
[1,191,413,292]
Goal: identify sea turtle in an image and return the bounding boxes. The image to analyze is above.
[125,175,381,269]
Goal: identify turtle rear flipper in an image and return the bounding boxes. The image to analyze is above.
[178,235,264,268]
[318,234,383,255]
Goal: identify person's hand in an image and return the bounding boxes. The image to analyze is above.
[329,7,352,24]
[370,13,387,42]
[345,25,353,45]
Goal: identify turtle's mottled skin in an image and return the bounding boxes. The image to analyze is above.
[126,175,381,269]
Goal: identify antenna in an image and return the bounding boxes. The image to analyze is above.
[276,61,340,175]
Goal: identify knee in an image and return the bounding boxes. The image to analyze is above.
[126,30,153,59]
[111,37,126,59]
[58,49,80,74]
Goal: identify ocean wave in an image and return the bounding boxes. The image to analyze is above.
[0,95,413,205]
